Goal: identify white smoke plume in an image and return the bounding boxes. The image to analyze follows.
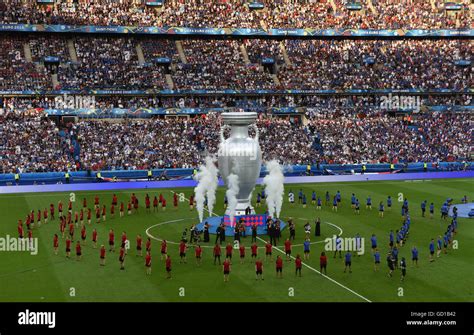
[193,157,218,222]
[263,160,285,218]
[205,157,219,217]
[226,173,240,225]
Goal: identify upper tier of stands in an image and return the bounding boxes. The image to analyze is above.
[0,36,472,92]
[0,0,471,29]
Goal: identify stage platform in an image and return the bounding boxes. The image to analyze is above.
[196,215,286,237]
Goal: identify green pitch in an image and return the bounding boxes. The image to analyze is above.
[0,178,472,302]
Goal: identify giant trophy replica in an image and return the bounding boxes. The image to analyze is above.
[218,112,262,216]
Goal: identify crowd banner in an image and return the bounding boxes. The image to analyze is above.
[39,105,473,117]
[44,107,226,117]
[1,88,473,96]
[145,1,164,6]
[0,24,472,37]
[444,2,463,10]
[346,3,363,10]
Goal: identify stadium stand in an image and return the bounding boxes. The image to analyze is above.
[0,36,471,91]
[0,0,471,177]
[0,109,471,173]
[0,0,470,28]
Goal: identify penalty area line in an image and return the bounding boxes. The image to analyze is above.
[256,236,371,303]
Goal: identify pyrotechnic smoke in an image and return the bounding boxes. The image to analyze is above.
[205,157,218,217]
[193,157,219,222]
[226,173,240,225]
[263,160,285,218]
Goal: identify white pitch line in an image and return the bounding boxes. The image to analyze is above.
[145,219,185,245]
[146,218,225,249]
[145,218,342,249]
[326,222,343,236]
[256,236,371,303]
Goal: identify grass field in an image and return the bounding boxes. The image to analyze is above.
[0,178,472,302]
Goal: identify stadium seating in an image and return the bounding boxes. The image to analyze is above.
[0,36,471,91]
[0,0,470,28]
[279,39,472,90]
[0,1,471,174]
[0,37,52,90]
[0,109,470,173]
[174,40,276,90]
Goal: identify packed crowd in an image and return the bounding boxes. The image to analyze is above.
[0,112,74,173]
[0,108,470,173]
[244,39,285,65]
[0,3,471,174]
[280,39,472,90]
[76,118,201,170]
[174,40,276,90]
[28,35,69,63]
[57,37,170,90]
[0,35,173,91]
[0,0,470,29]
[368,0,471,29]
[140,39,178,62]
[2,36,471,91]
[76,113,320,170]
[0,37,52,90]
[305,109,471,164]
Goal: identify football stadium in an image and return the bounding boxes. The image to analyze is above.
[0,0,472,328]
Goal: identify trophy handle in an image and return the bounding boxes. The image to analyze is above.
[251,124,259,142]
[220,125,228,143]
